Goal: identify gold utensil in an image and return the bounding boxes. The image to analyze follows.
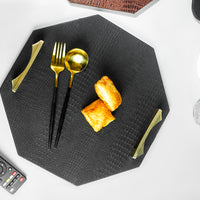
[132,109,162,159]
[65,48,89,88]
[54,48,89,148]
[12,40,44,93]
[48,42,66,149]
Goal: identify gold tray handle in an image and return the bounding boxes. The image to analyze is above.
[132,109,162,159]
[12,40,44,93]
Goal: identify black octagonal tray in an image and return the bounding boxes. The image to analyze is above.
[0,15,169,185]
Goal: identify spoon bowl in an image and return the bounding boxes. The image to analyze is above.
[65,48,89,87]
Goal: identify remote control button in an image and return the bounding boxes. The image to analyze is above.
[6,178,10,183]
[3,182,7,187]
[0,162,7,177]
[13,177,17,182]
[10,188,15,193]
[10,181,14,186]
[16,174,20,178]
[0,162,5,168]
[8,167,12,171]
[9,175,14,179]
[12,171,17,176]
[6,184,11,189]
[19,177,24,182]
[13,178,17,183]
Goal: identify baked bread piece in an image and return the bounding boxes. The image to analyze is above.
[95,76,122,111]
[81,99,115,132]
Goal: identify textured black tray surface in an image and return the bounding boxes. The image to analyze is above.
[0,15,169,185]
[192,0,200,20]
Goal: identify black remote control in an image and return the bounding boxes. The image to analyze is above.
[0,155,26,194]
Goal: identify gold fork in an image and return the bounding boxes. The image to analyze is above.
[48,42,66,149]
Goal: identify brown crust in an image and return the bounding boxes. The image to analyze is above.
[81,99,115,132]
[95,76,122,111]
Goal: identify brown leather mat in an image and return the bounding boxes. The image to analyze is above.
[69,0,152,13]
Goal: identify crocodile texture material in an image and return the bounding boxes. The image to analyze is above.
[0,15,169,185]
[69,0,152,13]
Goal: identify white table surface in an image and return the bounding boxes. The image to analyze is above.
[0,0,200,199]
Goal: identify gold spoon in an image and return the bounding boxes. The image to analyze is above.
[65,48,89,88]
[54,48,89,147]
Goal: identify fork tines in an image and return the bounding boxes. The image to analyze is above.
[51,42,66,65]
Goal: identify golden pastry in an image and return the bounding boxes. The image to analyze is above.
[95,76,122,111]
[81,99,115,132]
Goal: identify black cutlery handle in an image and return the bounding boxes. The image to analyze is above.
[54,86,71,148]
[48,86,58,149]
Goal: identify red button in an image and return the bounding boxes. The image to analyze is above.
[12,171,17,176]
[19,177,24,182]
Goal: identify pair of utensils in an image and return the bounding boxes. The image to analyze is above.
[48,42,89,149]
